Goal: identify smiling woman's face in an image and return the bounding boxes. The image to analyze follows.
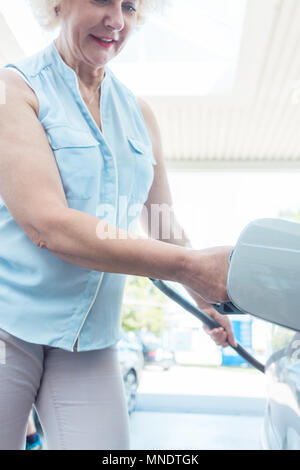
[58,0,140,67]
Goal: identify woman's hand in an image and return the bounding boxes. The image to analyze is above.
[184,287,237,348]
[202,310,237,348]
[197,297,237,348]
[181,246,233,304]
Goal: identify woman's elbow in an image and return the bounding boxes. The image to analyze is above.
[26,207,67,251]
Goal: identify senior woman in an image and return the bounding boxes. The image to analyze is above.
[0,0,236,450]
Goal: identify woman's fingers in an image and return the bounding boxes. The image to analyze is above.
[203,325,228,347]
[202,309,238,348]
[226,327,238,349]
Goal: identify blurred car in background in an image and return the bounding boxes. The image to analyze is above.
[142,342,176,371]
[261,325,300,450]
[118,333,144,414]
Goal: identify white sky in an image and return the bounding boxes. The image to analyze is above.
[168,171,300,249]
[111,0,248,95]
[0,0,51,53]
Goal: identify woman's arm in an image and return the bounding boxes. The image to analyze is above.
[0,70,230,303]
[44,208,231,303]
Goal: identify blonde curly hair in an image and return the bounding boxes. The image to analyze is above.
[26,0,168,31]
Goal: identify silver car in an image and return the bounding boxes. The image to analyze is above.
[261,325,300,450]
[118,334,144,414]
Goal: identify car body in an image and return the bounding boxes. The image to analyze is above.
[142,342,176,370]
[261,325,300,450]
[117,333,144,414]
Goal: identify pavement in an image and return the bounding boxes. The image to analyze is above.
[129,364,267,450]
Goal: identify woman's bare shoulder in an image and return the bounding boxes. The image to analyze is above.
[136,96,153,122]
[136,96,162,148]
[0,68,39,116]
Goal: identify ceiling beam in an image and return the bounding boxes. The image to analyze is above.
[166,159,300,172]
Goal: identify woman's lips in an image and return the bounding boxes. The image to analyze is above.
[90,35,116,48]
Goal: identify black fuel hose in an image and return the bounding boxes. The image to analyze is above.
[149,278,265,374]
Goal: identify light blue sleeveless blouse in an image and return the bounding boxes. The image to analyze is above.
[1,41,156,351]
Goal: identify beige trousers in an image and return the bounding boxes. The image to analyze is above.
[0,327,130,450]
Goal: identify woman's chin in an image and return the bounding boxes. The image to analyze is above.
[82,50,110,69]
[84,44,116,68]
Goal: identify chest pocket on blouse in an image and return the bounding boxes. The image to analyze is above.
[127,137,157,205]
[46,126,100,200]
